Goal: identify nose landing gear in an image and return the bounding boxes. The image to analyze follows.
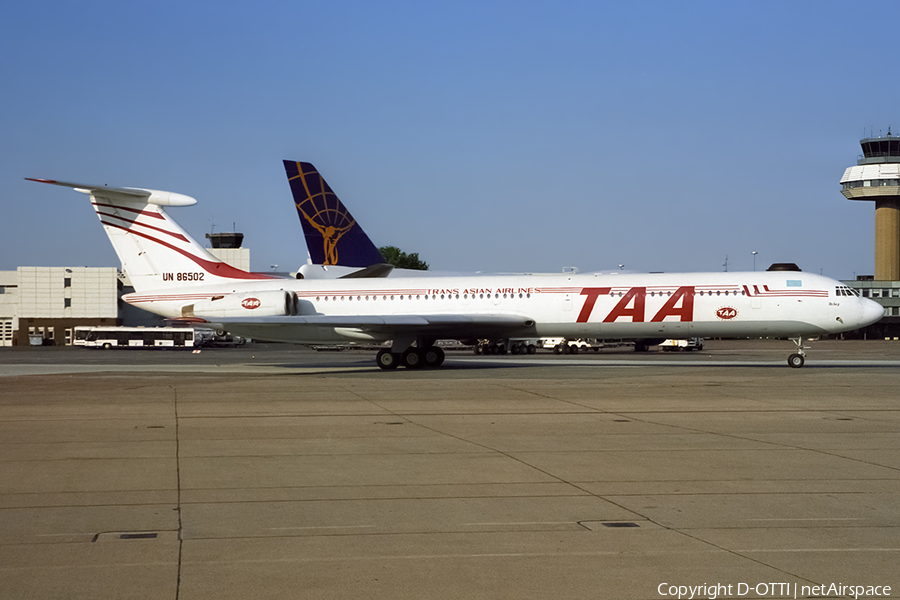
[787,337,809,368]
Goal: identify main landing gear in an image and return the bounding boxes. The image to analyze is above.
[376,346,446,370]
[787,337,809,368]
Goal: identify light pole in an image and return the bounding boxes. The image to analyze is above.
[751,251,758,271]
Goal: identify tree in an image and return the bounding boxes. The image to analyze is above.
[379,246,429,270]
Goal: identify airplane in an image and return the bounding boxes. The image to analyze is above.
[27,173,884,369]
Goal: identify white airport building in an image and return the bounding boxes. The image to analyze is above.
[0,267,119,346]
[0,235,249,347]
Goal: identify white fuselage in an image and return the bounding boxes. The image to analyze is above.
[124,270,883,344]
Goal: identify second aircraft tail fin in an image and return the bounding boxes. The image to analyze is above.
[283,160,385,268]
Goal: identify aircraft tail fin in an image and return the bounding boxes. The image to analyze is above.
[283,161,385,268]
[27,178,277,293]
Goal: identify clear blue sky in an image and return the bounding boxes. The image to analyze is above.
[2,0,896,279]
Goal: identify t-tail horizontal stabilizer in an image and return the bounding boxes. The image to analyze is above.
[27,177,279,293]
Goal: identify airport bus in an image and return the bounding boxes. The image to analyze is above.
[72,326,93,346]
[83,326,195,349]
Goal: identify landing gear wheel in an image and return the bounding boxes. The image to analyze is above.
[788,353,805,369]
[402,348,423,369]
[423,346,445,367]
[527,344,536,355]
[376,349,399,370]
[788,337,809,369]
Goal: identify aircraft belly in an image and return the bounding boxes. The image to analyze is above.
[214,323,352,344]
[536,318,830,341]
[689,320,829,338]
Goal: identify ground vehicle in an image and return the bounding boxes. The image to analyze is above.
[84,326,194,349]
[660,337,705,351]
[193,329,247,347]
[72,326,93,346]
[474,339,537,355]
[540,338,597,354]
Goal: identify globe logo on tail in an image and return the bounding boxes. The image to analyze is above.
[284,160,385,268]
[291,163,356,265]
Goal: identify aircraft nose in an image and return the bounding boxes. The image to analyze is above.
[860,298,885,327]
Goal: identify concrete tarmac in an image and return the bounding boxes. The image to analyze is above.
[1,340,898,599]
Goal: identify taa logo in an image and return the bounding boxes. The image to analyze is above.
[716,306,738,320]
[241,298,261,310]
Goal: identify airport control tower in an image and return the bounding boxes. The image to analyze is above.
[840,132,900,281]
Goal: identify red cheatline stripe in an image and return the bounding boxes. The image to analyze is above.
[96,211,189,243]
[92,202,165,220]
[100,221,277,280]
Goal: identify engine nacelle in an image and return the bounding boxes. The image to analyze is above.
[184,290,299,318]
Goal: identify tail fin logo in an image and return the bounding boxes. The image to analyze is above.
[283,161,385,268]
[288,162,357,265]
[300,215,356,266]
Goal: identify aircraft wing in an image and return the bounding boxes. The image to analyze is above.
[211,313,535,341]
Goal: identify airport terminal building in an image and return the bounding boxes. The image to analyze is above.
[0,238,249,347]
[0,267,120,346]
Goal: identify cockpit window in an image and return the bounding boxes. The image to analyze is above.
[835,286,860,297]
